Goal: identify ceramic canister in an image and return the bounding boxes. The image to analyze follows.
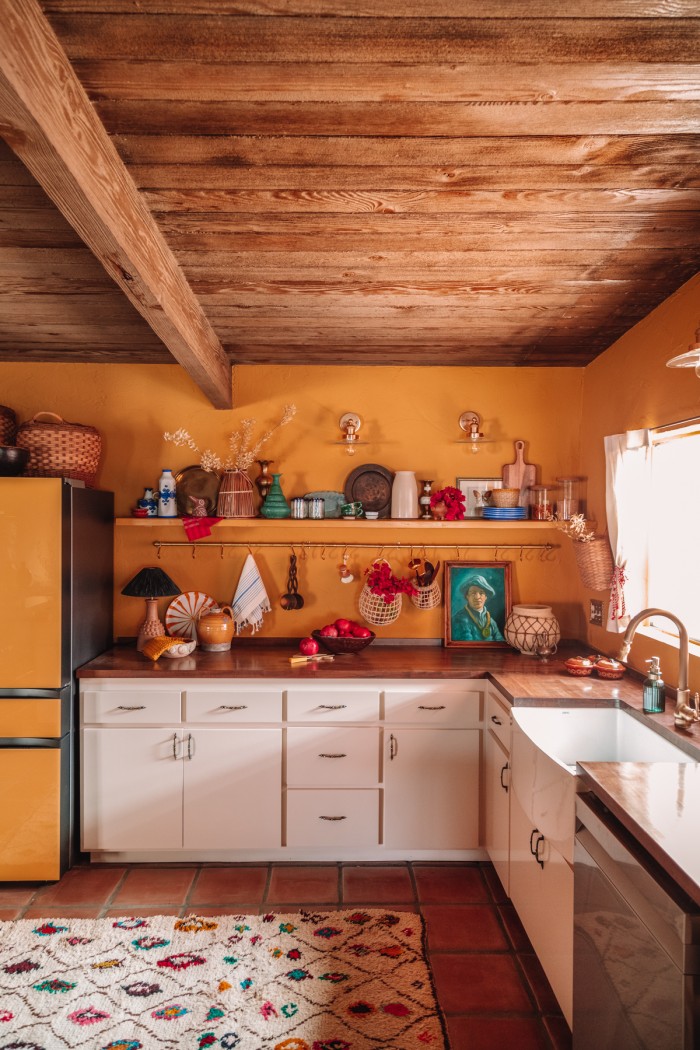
[391,470,420,519]
[196,605,235,651]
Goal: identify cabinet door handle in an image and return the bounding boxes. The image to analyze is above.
[529,828,540,855]
[491,714,502,725]
[172,733,180,760]
[533,834,545,869]
[418,704,446,710]
[218,705,248,710]
[117,705,146,710]
[389,733,398,760]
[318,753,347,759]
[500,762,509,793]
[319,815,346,821]
[318,704,347,710]
[186,733,194,760]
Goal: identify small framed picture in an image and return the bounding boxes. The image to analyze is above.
[457,477,503,518]
[444,561,512,648]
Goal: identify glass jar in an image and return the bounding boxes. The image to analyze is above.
[556,476,581,521]
[528,484,555,521]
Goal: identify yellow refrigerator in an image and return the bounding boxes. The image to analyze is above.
[0,478,113,880]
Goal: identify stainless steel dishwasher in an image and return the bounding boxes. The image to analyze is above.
[574,793,700,1049]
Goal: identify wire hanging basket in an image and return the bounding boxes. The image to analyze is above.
[410,581,442,610]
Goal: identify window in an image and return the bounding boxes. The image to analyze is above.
[647,422,700,645]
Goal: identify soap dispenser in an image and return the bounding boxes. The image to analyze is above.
[642,656,665,714]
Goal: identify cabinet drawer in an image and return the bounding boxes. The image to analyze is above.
[287,727,380,787]
[286,688,380,722]
[486,691,511,751]
[184,689,282,723]
[286,789,379,847]
[82,690,181,724]
[383,686,481,726]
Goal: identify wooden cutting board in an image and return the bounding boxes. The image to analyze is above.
[502,439,536,495]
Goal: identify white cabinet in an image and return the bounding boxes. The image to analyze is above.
[483,689,511,895]
[509,722,573,1027]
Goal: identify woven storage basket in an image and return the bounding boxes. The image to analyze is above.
[0,404,17,445]
[410,581,442,610]
[358,586,402,626]
[491,487,521,508]
[16,412,101,486]
[573,536,614,591]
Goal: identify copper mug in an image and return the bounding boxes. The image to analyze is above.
[196,605,235,651]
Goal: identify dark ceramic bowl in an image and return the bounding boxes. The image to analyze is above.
[0,445,29,476]
[312,629,376,655]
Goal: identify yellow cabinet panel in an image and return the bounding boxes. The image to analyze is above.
[0,749,61,880]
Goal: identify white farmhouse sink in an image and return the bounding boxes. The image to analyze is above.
[511,706,696,863]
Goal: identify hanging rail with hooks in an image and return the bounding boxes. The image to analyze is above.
[154,540,557,555]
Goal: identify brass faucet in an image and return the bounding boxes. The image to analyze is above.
[619,608,698,728]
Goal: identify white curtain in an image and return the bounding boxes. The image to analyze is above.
[604,429,651,632]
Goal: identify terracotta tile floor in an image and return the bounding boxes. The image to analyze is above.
[3,861,571,1050]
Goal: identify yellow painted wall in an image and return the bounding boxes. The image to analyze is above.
[0,363,584,642]
[581,272,700,693]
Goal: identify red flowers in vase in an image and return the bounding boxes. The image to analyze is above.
[429,486,466,521]
[364,561,418,604]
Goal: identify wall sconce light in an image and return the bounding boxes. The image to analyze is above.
[337,412,365,456]
[666,325,700,376]
[459,410,484,453]
[121,565,181,651]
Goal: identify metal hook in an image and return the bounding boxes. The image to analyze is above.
[191,544,196,559]
[247,544,253,556]
[301,544,308,561]
[156,543,162,560]
[520,545,524,561]
[321,546,326,560]
[220,544,225,560]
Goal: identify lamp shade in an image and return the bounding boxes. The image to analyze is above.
[121,566,180,598]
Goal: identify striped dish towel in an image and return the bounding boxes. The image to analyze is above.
[231,553,271,634]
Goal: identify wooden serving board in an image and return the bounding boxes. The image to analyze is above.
[502,439,536,494]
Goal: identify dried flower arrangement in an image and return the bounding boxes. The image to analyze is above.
[364,560,418,603]
[555,513,596,542]
[164,405,297,473]
[430,485,466,521]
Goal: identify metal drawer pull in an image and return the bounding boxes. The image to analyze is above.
[117,705,146,710]
[187,733,194,760]
[418,704,446,710]
[318,704,347,710]
[533,834,545,869]
[218,705,248,710]
[319,753,346,759]
[491,714,502,725]
[172,733,180,760]
[389,733,397,760]
[319,815,346,821]
[500,762,509,793]
[529,828,540,855]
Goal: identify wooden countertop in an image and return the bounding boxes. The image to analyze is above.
[78,641,700,899]
[578,762,700,906]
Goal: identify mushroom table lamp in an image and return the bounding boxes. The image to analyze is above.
[121,566,181,651]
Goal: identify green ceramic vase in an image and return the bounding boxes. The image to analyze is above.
[260,472,291,518]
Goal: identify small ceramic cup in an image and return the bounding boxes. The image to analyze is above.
[307,497,325,519]
[290,497,307,519]
[341,501,363,518]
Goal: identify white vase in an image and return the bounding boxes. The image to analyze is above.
[391,470,419,519]
[504,604,561,656]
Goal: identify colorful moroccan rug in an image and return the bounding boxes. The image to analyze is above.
[0,909,447,1049]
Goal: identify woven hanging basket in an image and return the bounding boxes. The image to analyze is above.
[410,581,442,610]
[0,404,17,445]
[16,411,101,486]
[216,469,257,518]
[358,586,402,626]
[573,536,614,591]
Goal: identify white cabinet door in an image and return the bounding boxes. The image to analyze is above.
[509,786,573,1026]
[484,727,510,895]
[182,728,282,849]
[81,728,183,850]
[383,729,479,850]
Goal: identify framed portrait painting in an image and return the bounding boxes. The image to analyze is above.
[444,561,512,648]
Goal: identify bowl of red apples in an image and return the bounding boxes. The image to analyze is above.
[312,618,375,655]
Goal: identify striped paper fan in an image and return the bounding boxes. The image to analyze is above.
[165,591,218,638]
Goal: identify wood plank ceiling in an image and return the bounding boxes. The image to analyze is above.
[1,0,699,390]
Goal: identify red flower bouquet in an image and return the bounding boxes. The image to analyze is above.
[364,560,418,604]
[429,486,466,521]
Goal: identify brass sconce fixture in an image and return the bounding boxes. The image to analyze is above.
[666,324,700,376]
[459,410,484,453]
[337,412,364,456]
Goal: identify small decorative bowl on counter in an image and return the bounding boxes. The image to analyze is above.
[312,629,376,655]
[564,656,595,677]
[593,656,626,679]
[161,638,198,659]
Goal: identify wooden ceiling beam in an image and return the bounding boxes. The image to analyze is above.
[0,0,231,408]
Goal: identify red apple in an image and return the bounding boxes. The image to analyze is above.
[351,625,372,638]
[334,618,352,632]
[299,637,320,656]
[319,624,339,637]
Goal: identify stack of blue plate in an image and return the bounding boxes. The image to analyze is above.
[482,506,527,520]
